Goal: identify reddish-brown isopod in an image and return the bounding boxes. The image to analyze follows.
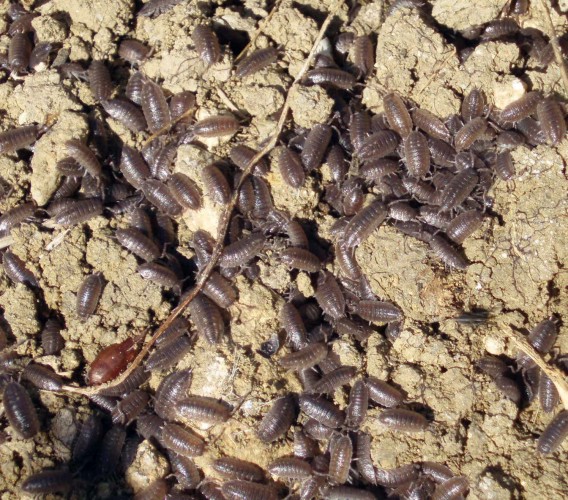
[536,98,566,145]
[142,179,183,216]
[383,92,412,137]
[87,337,138,385]
[236,47,278,78]
[41,319,65,355]
[230,144,268,175]
[412,108,452,142]
[0,201,36,233]
[167,172,202,210]
[138,262,180,290]
[257,394,297,442]
[309,366,356,395]
[349,111,371,152]
[280,302,308,350]
[500,91,542,122]
[202,271,237,308]
[126,71,146,105]
[177,396,231,424]
[345,380,369,429]
[141,80,171,133]
[169,452,201,489]
[493,150,515,181]
[304,68,356,89]
[461,88,486,122]
[294,429,318,458]
[378,408,428,432]
[329,434,353,484]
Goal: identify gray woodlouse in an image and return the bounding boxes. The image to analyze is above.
[193,24,221,67]
[22,363,63,392]
[9,33,31,72]
[329,434,353,484]
[267,456,312,479]
[193,115,240,137]
[309,366,356,395]
[493,150,515,181]
[141,80,171,133]
[355,432,376,484]
[294,429,318,458]
[236,47,278,78]
[477,355,508,378]
[221,480,278,500]
[375,463,419,487]
[202,271,238,308]
[88,60,113,102]
[116,227,161,262]
[420,461,454,483]
[0,125,39,154]
[482,18,519,40]
[349,111,371,152]
[3,381,40,438]
[446,210,484,244]
[138,0,183,17]
[518,317,558,368]
[517,117,546,145]
[170,91,196,123]
[304,68,357,89]
[325,486,376,500]
[357,130,399,161]
[454,117,487,151]
[20,470,73,494]
[500,91,542,122]
[280,302,308,350]
[335,317,374,342]
[351,35,374,77]
[256,394,297,442]
[412,108,452,142]
[138,261,180,290]
[102,99,147,132]
[142,179,183,216]
[111,390,150,425]
[494,376,521,403]
[298,394,345,428]
[537,410,568,454]
[388,201,418,221]
[335,241,362,281]
[279,247,321,273]
[431,476,469,500]
[65,139,102,178]
[118,39,150,65]
[177,396,231,424]
[343,200,387,248]
[383,92,413,137]
[301,124,332,171]
[536,98,566,145]
[202,164,232,205]
[279,342,328,371]
[76,273,104,321]
[404,130,430,178]
[353,300,403,323]
[378,408,428,432]
[99,366,150,397]
[304,418,335,440]
[126,71,146,105]
[314,270,346,319]
[219,232,266,268]
[72,415,103,463]
[136,413,165,440]
[169,452,201,489]
[41,319,65,355]
[278,148,305,188]
[3,251,38,287]
[230,144,269,175]
[366,377,404,407]
[161,422,205,457]
[461,88,486,122]
[95,425,127,477]
[326,144,348,182]
[188,292,225,344]
[168,172,202,210]
[428,234,469,270]
[0,201,36,233]
[429,137,456,168]
[539,373,559,414]
[213,457,264,482]
[438,168,478,211]
[146,335,192,371]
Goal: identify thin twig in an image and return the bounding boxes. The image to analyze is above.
[61,1,343,397]
[496,329,568,410]
[539,0,568,95]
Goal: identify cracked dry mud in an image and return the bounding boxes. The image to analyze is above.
[0,0,567,499]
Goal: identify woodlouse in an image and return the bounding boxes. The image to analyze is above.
[21,470,73,494]
[177,396,231,424]
[537,410,568,454]
[329,434,353,484]
[325,486,376,499]
[116,227,160,262]
[404,130,430,178]
[432,476,469,500]
[0,125,39,154]
[99,366,150,397]
[357,130,399,161]
[3,381,40,438]
[65,139,102,178]
[280,302,308,350]
[454,117,487,151]
[154,369,193,420]
[193,115,239,137]
[221,480,278,500]
[219,232,266,268]
[383,92,412,137]
[102,99,147,132]
[167,172,202,210]
[278,147,305,188]
[446,210,484,244]
[378,408,428,432]
[366,377,404,407]
[236,47,278,78]
[188,293,225,344]
[146,335,192,371]
[304,68,357,89]
[118,39,150,65]
[22,363,63,392]
[428,234,469,270]
[76,273,104,321]
[314,270,346,319]
[280,247,321,273]
[111,390,150,425]
[230,144,268,175]
[87,337,138,385]
[170,91,196,122]
[309,366,356,395]
[141,80,171,133]
[343,200,387,248]
[41,319,65,355]
[349,111,371,152]
[202,271,238,308]
[412,108,451,142]
[518,318,558,368]
[138,262,180,290]
[202,164,232,205]
[279,342,328,371]
[169,452,201,489]
[267,456,312,479]
[301,124,332,171]
[353,300,403,323]
[345,380,369,429]
[539,373,559,414]
[355,432,376,484]
[95,425,126,477]
[438,168,478,211]
[3,251,38,287]
[294,429,318,458]
[351,35,374,76]
[193,24,221,67]
[536,98,566,145]
[500,91,542,122]
[126,71,146,104]
[88,60,113,102]
[9,33,31,72]
[493,150,515,181]
[161,422,205,457]
[256,394,297,442]
[213,457,264,482]
[299,394,345,428]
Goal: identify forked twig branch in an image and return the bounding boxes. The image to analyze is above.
[61,1,343,397]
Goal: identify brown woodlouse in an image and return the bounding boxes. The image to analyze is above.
[111,390,150,425]
[493,150,515,181]
[432,476,470,500]
[102,99,147,132]
[314,270,346,319]
[87,337,138,385]
[366,377,404,407]
[213,457,264,482]
[88,60,113,102]
[345,380,369,429]
[168,172,202,210]
[517,317,558,368]
[279,342,328,371]
[116,227,161,262]
[202,271,238,308]
[3,251,38,287]
[193,24,221,67]
[539,373,559,414]
[404,130,430,178]
[65,139,102,178]
[325,486,376,499]
[353,300,403,323]
[351,35,374,77]
[438,168,478,211]
[146,335,192,371]
[202,163,231,205]
[0,125,39,154]
[3,381,40,438]
[536,98,566,145]
[268,456,312,479]
[329,434,353,484]
[118,39,151,65]
[22,363,64,392]
[454,117,487,151]
[280,247,321,273]
[500,91,542,123]
[299,394,345,428]
[188,293,225,344]
[357,129,399,161]
[8,33,31,72]
[95,425,127,477]
[278,147,305,188]
[378,408,428,432]
[446,210,484,244]
[304,68,357,89]
[301,124,332,171]
[41,319,65,355]
[219,232,266,268]
[177,396,231,424]
[412,108,452,142]
[161,422,205,457]
[221,480,278,500]
[193,114,240,138]
[428,234,469,270]
[355,432,377,484]
[236,47,278,78]
[383,92,413,137]
[537,410,568,454]
[141,80,171,133]
[256,394,297,442]
[138,262,180,291]
[343,200,387,248]
[21,470,74,495]
[169,452,201,489]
